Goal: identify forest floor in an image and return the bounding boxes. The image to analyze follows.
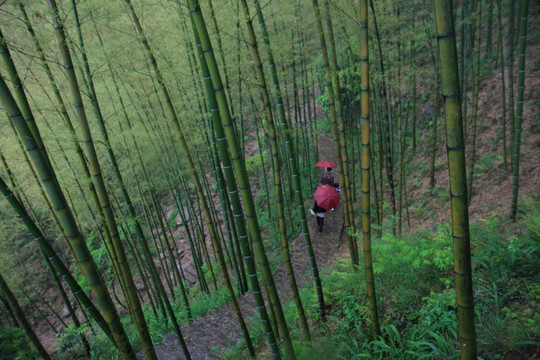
[149,135,349,360]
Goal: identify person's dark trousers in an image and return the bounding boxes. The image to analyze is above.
[316,216,324,232]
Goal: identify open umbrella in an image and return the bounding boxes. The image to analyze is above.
[315,160,338,168]
[314,185,341,210]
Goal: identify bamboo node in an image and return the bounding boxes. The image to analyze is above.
[436,31,455,40]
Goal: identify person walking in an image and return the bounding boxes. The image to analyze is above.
[310,174,335,233]
[320,168,335,186]
[310,200,327,232]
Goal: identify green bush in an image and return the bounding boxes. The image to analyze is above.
[0,327,38,360]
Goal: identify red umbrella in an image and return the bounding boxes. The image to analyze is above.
[314,185,341,210]
[315,160,338,168]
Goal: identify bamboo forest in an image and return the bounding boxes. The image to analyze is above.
[0,0,539,359]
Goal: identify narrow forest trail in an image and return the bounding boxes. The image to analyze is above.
[150,135,347,360]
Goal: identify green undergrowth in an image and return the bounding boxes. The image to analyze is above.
[223,196,540,359]
[0,327,39,360]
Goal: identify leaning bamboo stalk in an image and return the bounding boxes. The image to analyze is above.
[241,0,311,340]
[0,27,50,169]
[188,1,295,357]
[187,11,282,357]
[312,0,358,265]
[47,2,155,357]
[323,0,355,230]
[0,74,134,356]
[254,0,324,326]
[0,273,51,360]
[0,175,115,347]
[124,1,254,355]
[18,2,111,251]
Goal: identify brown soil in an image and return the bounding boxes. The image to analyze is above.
[407,39,540,231]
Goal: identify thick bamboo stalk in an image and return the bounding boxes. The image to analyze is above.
[47,2,155,356]
[244,0,312,338]
[360,0,380,337]
[0,27,49,169]
[0,175,115,346]
[188,10,281,357]
[0,73,133,357]
[18,2,110,251]
[434,1,477,357]
[124,1,253,355]
[188,1,296,357]
[312,0,359,265]
[323,0,355,231]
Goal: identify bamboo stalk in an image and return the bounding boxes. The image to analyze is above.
[0,273,51,360]
[188,0,296,356]
[434,1,477,357]
[124,1,253,355]
[246,0,313,337]
[48,2,155,356]
[360,0,380,337]
[510,0,530,221]
[0,72,133,357]
[0,175,115,347]
[187,8,281,357]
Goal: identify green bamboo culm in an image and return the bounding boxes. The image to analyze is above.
[510,0,530,221]
[45,1,156,358]
[312,0,359,266]
[1,164,94,352]
[495,0,508,170]
[507,0,516,151]
[467,0,482,204]
[254,0,325,325]
[434,1,477,358]
[0,272,51,360]
[0,28,50,171]
[359,0,380,337]
[124,0,253,356]
[323,0,355,232]
[242,0,312,340]
[187,1,296,358]
[0,75,134,357]
[96,18,196,335]
[16,1,110,255]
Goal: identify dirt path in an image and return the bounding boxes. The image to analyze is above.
[150,135,347,360]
